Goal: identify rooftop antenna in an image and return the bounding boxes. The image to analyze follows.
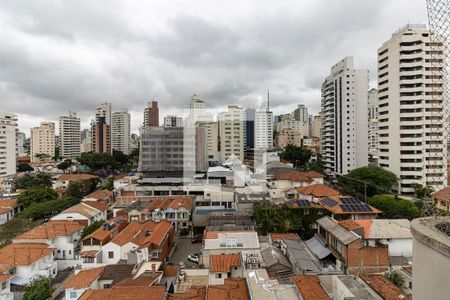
[267,89,270,111]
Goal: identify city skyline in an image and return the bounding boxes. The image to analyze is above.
[0,0,427,135]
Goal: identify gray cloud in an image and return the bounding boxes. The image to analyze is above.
[0,0,427,134]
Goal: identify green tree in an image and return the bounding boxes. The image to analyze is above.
[368,195,421,220]
[17,186,58,208]
[411,183,434,200]
[338,166,398,197]
[128,147,139,169]
[57,159,72,173]
[34,153,51,163]
[20,198,76,221]
[77,152,115,171]
[15,173,53,189]
[23,276,53,300]
[280,144,312,168]
[17,163,34,172]
[385,271,405,289]
[81,220,104,238]
[102,176,114,191]
[0,216,37,246]
[274,206,302,233]
[65,178,99,199]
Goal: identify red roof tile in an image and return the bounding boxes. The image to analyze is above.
[63,267,105,289]
[360,274,411,300]
[291,275,331,300]
[85,190,113,201]
[432,187,450,203]
[270,233,300,241]
[0,243,53,273]
[273,171,313,182]
[210,254,241,273]
[146,196,193,210]
[296,184,340,197]
[79,286,166,300]
[0,274,11,283]
[83,201,108,212]
[207,278,249,300]
[58,174,98,181]
[14,220,83,241]
[110,220,172,248]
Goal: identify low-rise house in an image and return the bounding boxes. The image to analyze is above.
[0,243,56,286]
[13,220,84,269]
[146,196,193,231]
[202,229,259,267]
[0,199,20,226]
[295,184,340,202]
[291,275,331,300]
[432,187,450,212]
[339,219,413,259]
[53,174,99,190]
[79,285,166,300]
[80,217,129,269]
[52,202,108,226]
[0,274,13,300]
[260,246,292,282]
[209,254,242,285]
[101,220,174,265]
[318,196,382,220]
[96,264,135,289]
[316,216,389,275]
[82,190,114,205]
[63,267,105,300]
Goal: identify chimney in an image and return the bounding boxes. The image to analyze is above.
[151,263,156,274]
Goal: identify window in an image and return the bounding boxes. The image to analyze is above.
[70,291,77,298]
[216,273,222,279]
[103,284,111,288]
[108,251,114,259]
[1,282,6,290]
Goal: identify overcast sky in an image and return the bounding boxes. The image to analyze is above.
[0,0,427,136]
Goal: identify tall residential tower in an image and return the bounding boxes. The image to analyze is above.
[59,111,81,159]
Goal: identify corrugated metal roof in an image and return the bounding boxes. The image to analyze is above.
[316,217,359,245]
[305,236,331,259]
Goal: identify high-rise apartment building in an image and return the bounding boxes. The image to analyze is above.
[219,105,244,162]
[320,57,368,176]
[368,88,379,157]
[112,109,131,154]
[30,122,55,163]
[16,131,27,157]
[130,133,140,151]
[197,121,219,160]
[163,115,183,128]
[95,102,112,126]
[377,24,447,194]
[244,109,255,150]
[0,113,18,176]
[80,129,92,153]
[59,111,81,159]
[91,117,110,154]
[311,113,323,138]
[143,101,159,127]
[254,109,273,150]
[292,104,309,123]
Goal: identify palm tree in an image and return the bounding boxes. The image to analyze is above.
[274,206,302,233]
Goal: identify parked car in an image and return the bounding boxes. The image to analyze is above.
[191,234,203,243]
[188,253,200,264]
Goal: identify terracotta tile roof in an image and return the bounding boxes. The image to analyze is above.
[302,171,326,178]
[14,220,83,241]
[168,286,206,300]
[115,272,162,287]
[83,227,111,243]
[146,196,193,210]
[0,207,13,214]
[79,286,166,300]
[204,231,218,239]
[63,267,105,289]
[338,220,373,238]
[296,184,340,197]
[85,190,113,201]
[360,274,411,300]
[109,220,172,248]
[432,187,450,203]
[80,250,100,258]
[291,275,331,300]
[211,254,241,273]
[83,201,108,212]
[0,199,18,208]
[207,278,250,300]
[0,274,12,283]
[270,233,300,241]
[61,203,100,218]
[58,174,98,181]
[273,171,313,182]
[0,243,53,273]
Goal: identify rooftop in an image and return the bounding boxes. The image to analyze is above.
[208,278,250,300]
[79,286,166,300]
[291,275,331,300]
[146,196,193,210]
[0,243,53,273]
[60,202,102,219]
[210,254,241,273]
[340,219,412,239]
[14,220,83,241]
[296,184,340,198]
[360,274,411,300]
[317,216,359,245]
[109,219,172,248]
[84,189,113,201]
[63,267,105,290]
[58,174,98,181]
[97,264,135,286]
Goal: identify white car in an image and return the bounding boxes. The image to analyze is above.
[188,253,200,264]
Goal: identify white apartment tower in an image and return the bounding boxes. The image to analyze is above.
[112,109,131,155]
[0,113,18,176]
[254,109,273,150]
[377,24,447,194]
[59,111,81,159]
[163,115,183,127]
[219,105,244,162]
[95,102,112,125]
[320,57,368,176]
[368,88,379,156]
[30,122,55,163]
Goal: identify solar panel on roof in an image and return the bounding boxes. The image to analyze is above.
[298,200,311,207]
[322,197,338,207]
